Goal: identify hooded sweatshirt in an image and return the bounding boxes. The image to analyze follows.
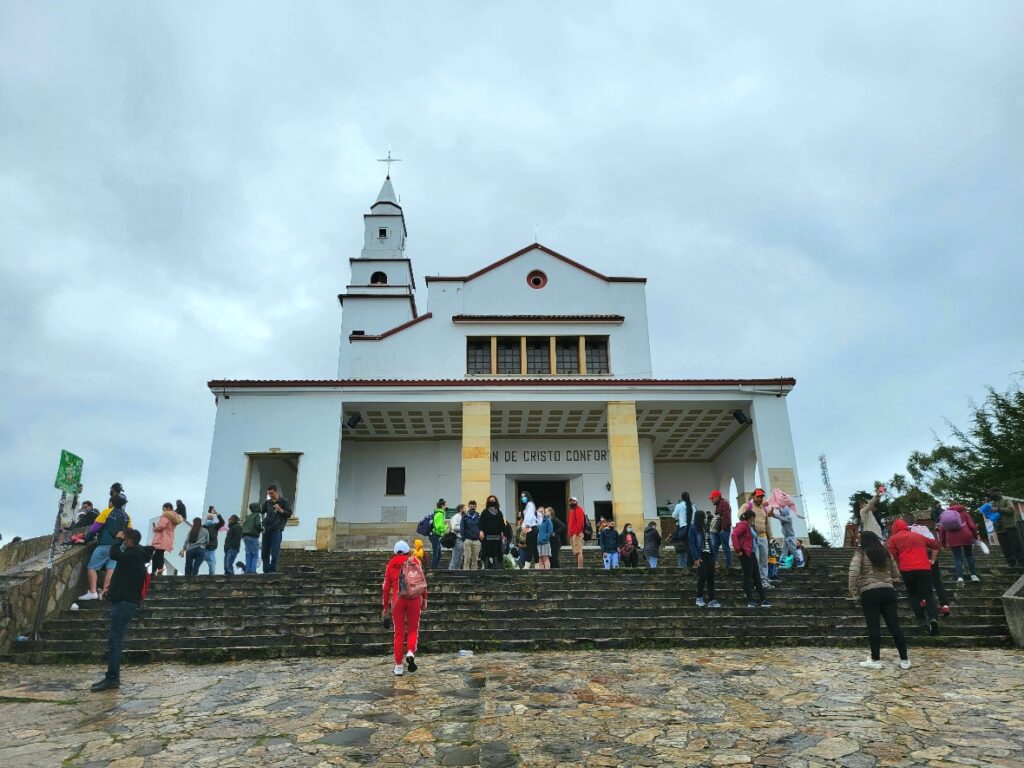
[938,505,979,548]
[886,519,939,572]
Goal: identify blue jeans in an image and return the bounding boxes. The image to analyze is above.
[952,545,977,578]
[676,551,688,567]
[647,555,658,568]
[185,549,204,575]
[105,601,138,681]
[204,549,216,575]
[603,552,619,569]
[429,532,442,569]
[712,528,733,567]
[224,549,239,575]
[243,536,259,573]
[262,529,283,573]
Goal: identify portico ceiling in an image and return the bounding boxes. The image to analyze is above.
[343,404,746,462]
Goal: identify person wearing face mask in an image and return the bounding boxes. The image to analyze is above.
[619,523,640,568]
[567,496,586,568]
[520,491,540,569]
[480,495,505,569]
[461,500,483,571]
[201,506,225,576]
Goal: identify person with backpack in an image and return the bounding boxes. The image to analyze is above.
[80,492,133,601]
[480,495,505,569]
[887,519,941,635]
[848,530,910,670]
[619,523,640,567]
[428,499,447,570]
[381,540,428,676]
[261,485,293,573]
[598,520,620,569]
[149,502,181,576]
[536,507,554,569]
[708,490,733,568]
[180,518,209,576]
[567,496,586,568]
[461,500,483,571]
[448,504,465,571]
[241,502,263,574]
[689,509,721,608]
[89,528,153,691]
[732,509,771,608]
[938,504,980,585]
[223,514,242,576]
[907,514,952,617]
[643,520,662,568]
[982,488,1024,570]
[201,506,225,575]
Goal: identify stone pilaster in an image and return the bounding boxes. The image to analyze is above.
[606,400,644,533]
[461,401,492,506]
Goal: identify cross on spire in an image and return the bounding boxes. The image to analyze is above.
[377,148,402,179]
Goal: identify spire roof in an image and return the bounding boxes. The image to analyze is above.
[375,177,398,205]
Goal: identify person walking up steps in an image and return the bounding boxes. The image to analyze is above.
[461,501,482,571]
[599,520,620,569]
[887,519,941,635]
[448,504,465,571]
[982,488,1024,570]
[848,531,910,670]
[938,504,980,585]
[732,510,771,608]
[908,514,952,618]
[643,521,662,568]
[382,540,427,676]
[690,510,721,608]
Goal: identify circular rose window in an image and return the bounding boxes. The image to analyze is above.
[527,270,548,289]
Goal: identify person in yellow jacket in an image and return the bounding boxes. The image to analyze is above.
[412,539,425,562]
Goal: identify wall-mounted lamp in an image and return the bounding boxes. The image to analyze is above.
[345,413,362,429]
[732,410,750,425]
[605,482,612,492]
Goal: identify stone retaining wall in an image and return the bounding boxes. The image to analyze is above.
[0,544,90,652]
[1003,572,1024,648]
[0,535,52,573]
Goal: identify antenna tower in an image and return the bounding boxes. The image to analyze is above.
[818,454,842,545]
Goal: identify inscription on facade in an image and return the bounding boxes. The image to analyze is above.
[491,449,609,464]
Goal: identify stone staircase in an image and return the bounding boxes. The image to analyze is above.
[9,546,1020,665]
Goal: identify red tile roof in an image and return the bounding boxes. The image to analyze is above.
[451,314,624,324]
[208,377,796,390]
[425,243,646,284]
[349,313,433,341]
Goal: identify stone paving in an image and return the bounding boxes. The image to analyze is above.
[1,647,1022,768]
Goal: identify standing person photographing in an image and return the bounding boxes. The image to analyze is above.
[260,485,292,573]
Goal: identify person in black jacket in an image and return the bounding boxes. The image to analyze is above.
[223,515,242,576]
[261,485,293,573]
[91,529,152,691]
[479,496,506,570]
[549,510,567,569]
[202,506,225,575]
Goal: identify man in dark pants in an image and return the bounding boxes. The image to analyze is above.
[260,485,293,573]
[986,489,1024,570]
[91,529,151,692]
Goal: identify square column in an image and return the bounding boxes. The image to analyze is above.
[461,401,492,506]
[607,400,644,533]
[749,396,807,540]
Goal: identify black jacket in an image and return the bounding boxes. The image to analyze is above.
[261,497,293,534]
[224,521,242,552]
[203,514,225,550]
[107,543,153,604]
[550,516,566,548]
[480,508,505,538]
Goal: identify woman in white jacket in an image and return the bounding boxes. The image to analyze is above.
[520,491,539,568]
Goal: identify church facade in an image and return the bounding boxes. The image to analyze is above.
[203,177,807,549]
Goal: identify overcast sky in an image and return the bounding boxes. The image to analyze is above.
[1,2,1021,544]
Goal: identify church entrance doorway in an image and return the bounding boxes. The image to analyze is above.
[515,479,569,529]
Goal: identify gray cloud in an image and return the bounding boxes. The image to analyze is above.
[1,2,1022,541]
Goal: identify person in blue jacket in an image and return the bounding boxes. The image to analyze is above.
[689,510,722,608]
[536,508,554,570]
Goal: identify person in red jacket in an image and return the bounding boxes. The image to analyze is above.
[567,496,586,568]
[887,519,941,635]
[382,540,428,676]
[938,504,980,585]
[731,510,770,608]
[709,490,734,568]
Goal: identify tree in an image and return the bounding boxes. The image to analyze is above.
[907,378,1024,506]
[807,527,832,547]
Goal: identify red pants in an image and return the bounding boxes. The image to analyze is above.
[392,596,422,664]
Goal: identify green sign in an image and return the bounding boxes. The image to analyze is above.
[54,450,84,494]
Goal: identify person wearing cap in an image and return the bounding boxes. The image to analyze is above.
[742,489,773,585]
[708,490,733,568]
[382,540,428,676]
[567,496,586,568]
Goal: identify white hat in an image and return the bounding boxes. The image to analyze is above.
[393,540,410,554]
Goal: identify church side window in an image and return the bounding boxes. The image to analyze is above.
[585,337,610,374]
[466,338,491,375]
[526,338,550,374]
[496,337,521,374]
[386,467,406,495]
[556,337,580,374]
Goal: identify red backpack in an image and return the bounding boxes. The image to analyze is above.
[398,556,427,599]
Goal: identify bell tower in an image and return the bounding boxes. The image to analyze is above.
[337,173,417,376]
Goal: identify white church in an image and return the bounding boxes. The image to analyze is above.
[202,175,807,549]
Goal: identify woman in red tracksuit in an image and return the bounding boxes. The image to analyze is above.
[382,540,428,676]
[887,519,941,635]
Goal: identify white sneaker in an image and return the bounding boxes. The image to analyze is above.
[79,591,99,601]
[899,659,912,670]
[956,578,965,586]
[970,575,981,583]
[859,659,883,669]
[393,664,404,676]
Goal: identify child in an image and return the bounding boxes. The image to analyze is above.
[412,539,425,562]
[598,520,620,569]
[767,539,781,580]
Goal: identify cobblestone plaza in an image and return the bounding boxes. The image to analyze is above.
[2,647,1022,767]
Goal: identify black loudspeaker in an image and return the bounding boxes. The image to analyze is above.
[345,413,362,429]
[732,410,750,425]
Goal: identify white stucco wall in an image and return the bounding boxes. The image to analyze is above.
[653,462,718,512]
[202,392,344,545]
